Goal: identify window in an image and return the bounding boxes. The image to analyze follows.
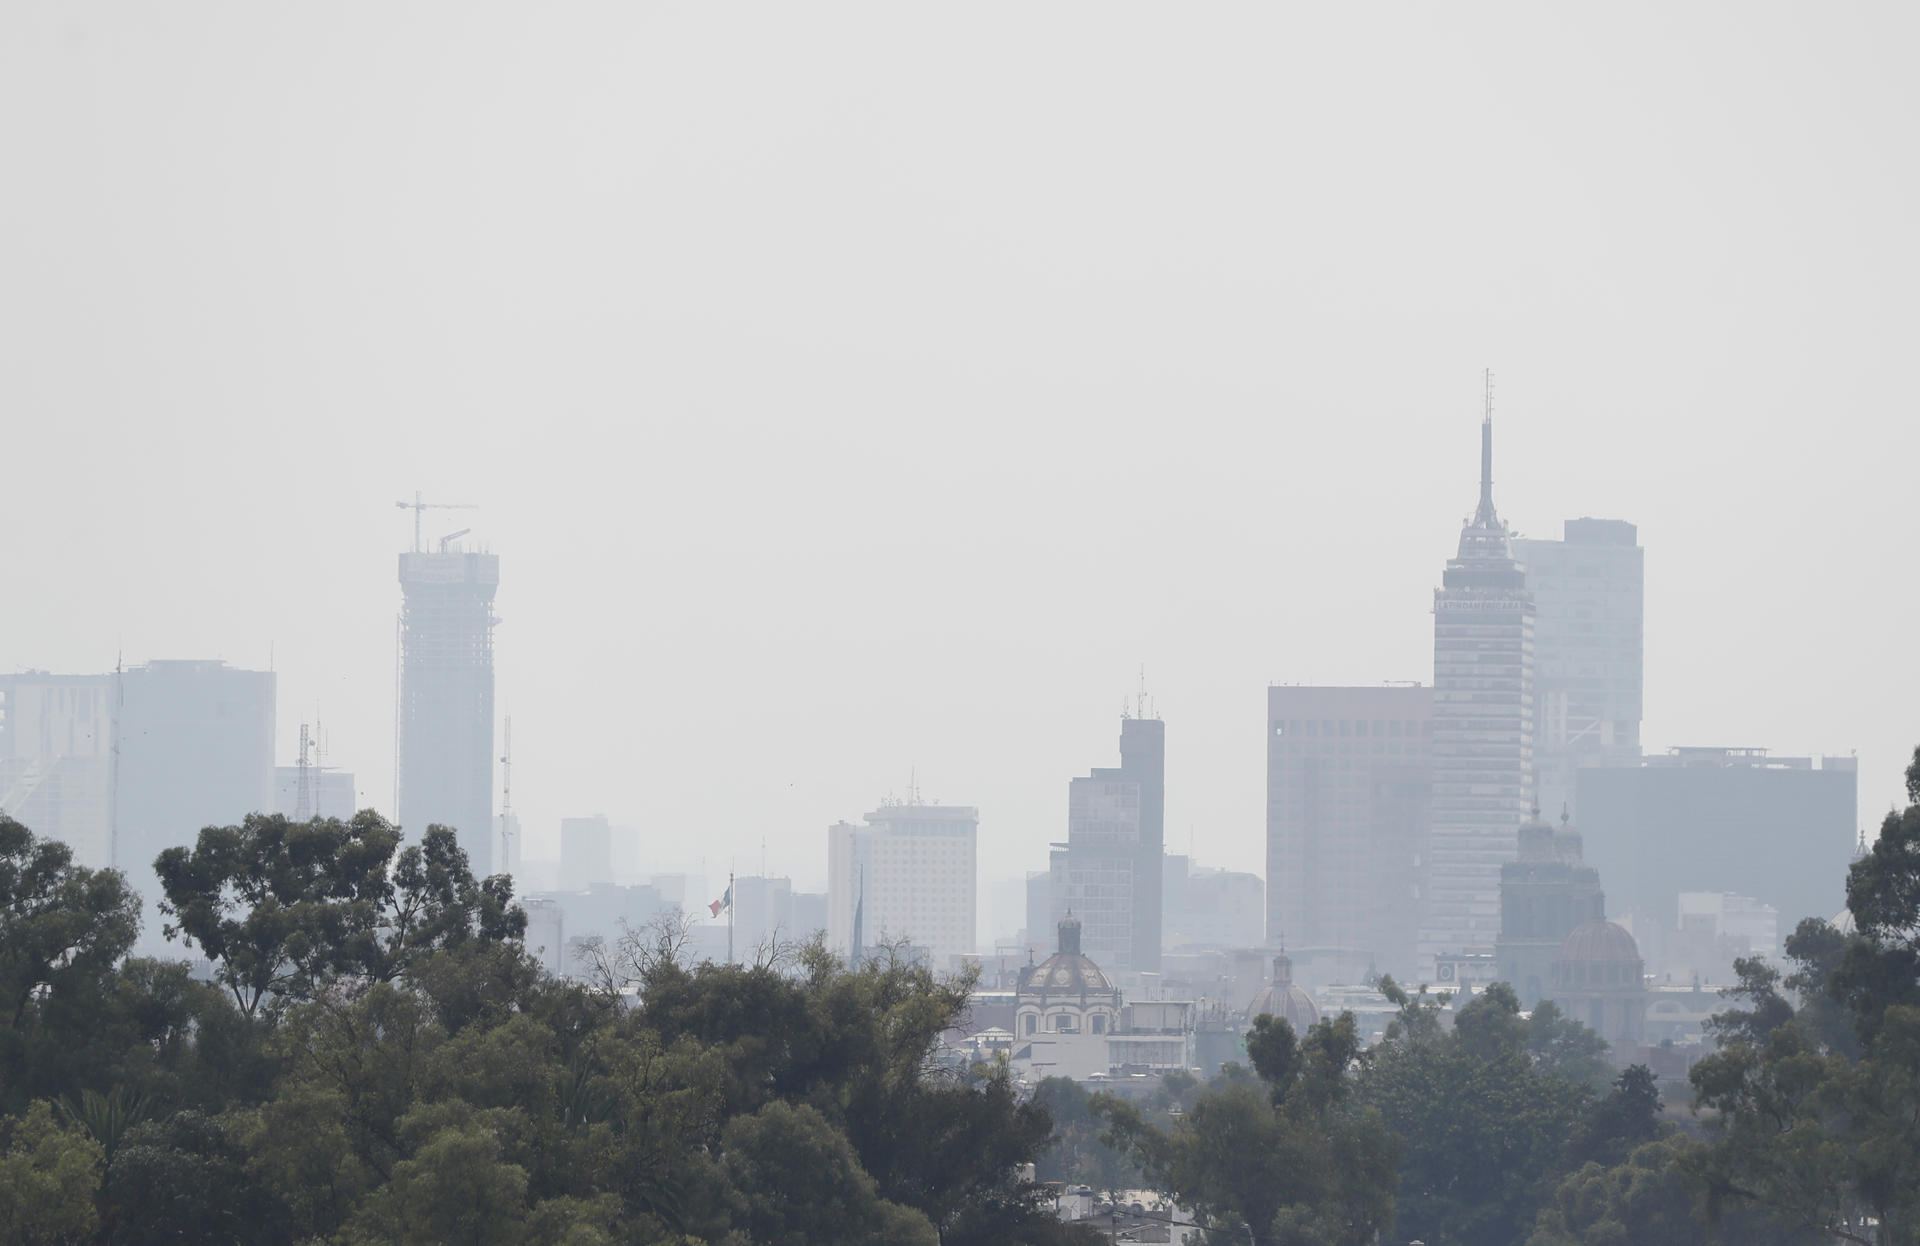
[1025,1015,1036,1035]
[1092,1015,1106,1034]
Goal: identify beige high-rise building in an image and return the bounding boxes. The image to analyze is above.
[1266,685,1432,984]
[1423,405,1534,976]
[828,800,977,965]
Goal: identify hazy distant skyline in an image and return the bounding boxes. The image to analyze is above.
[5,5,1914,926]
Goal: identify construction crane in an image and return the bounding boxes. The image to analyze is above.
[438,527,471,553]
[395,491,478,553]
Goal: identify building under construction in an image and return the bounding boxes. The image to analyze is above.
[397,542,499,876]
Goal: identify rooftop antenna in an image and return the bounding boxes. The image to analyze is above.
[1472,368,1501,528]
[1137,664,1147,721]
[295,723,313,820]
[498,716,514,874]
[394,491,478,554]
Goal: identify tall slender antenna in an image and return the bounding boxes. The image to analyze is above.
[1473,368,1499,527]
[498,716,514,875]
[296,723,313,820]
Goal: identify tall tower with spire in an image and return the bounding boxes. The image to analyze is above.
[1421,373,1535,977]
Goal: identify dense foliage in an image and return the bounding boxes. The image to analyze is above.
[0,812,1092,1246]
[9,742,1920,1246]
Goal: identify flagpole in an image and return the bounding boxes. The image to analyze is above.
[727,870,734,965]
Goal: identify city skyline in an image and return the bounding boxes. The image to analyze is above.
[3,6,1911,923]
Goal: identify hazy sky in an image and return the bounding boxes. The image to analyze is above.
[5,5,1915,932]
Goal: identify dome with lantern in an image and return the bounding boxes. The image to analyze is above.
[1246,950,1320,1032]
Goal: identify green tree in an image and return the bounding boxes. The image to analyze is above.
[98,1109,284,1245]
[1103,1012,1398,1246]
[1360,981,1594,1246]
[719,1100,937,1246]
[1031,1077,1136,1194]
[1689,746,1920,1246]
[155,813,525,1016]
[343,1108,532,1246]
[0,1101,102,1246]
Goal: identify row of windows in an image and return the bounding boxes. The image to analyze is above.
[1273,718,1432,738]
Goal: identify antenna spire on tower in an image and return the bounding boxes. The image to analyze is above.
[1473,368,1499,528]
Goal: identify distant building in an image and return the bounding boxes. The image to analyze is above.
[397,542,498,876]
[1266,685,1432,982]
[272,767,358,821]
[116,661,275,909]
[1424,408,1534,974]
[560,815,613,892]
[1163,854,1265,951]
[1513,519,1645,822]
[1576,748,1857,932]
[732,874,794,955]
[526,882,669,965]
[1024,870,1051,958]
[827,800,977,965]
[1496,809,1605,1007]
[0,673,114,868]
[790,891,828,944]
[1050,714,1166,980]
[1553,920,1648,1056]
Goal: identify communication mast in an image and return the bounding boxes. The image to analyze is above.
[295,723,313,820]
[498,716,514,875]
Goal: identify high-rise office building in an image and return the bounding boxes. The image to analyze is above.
[1577,748,1857,933]
[1423,407,1534,974]
[1513,519,1644,821]
[1266,685,1432,982]
[397,541,498,877]
[0,673,114,868]
[1050,714,1166,979]
[117,660,276,939]
[827,800,978,964]
[560,815,614,891]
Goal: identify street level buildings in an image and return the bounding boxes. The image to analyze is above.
[828,800,978,965]
[1423,408,1535,974]
[1513,519,1645,822]
[397,543,498,876]
[1266,685,1433,983]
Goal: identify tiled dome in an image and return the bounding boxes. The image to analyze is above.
[1019,913,1116,997]
[1246,952,1320,1032]
[1557,920,1641,966]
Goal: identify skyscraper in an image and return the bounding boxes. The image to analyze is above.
[116,660,276,947]
[827,800,978,964]
[1266,685,1432,983]
[1423,398,1534,974]
[397,541,498,877]
[1513,519,1644,821]
[1050,713,1166,979]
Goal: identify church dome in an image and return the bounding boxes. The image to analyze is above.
[1020,913,1116,997]
[1246,953,1320,1032]
[1557,920,1641,967]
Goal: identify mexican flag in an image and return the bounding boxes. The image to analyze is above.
[708,885,731,917]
